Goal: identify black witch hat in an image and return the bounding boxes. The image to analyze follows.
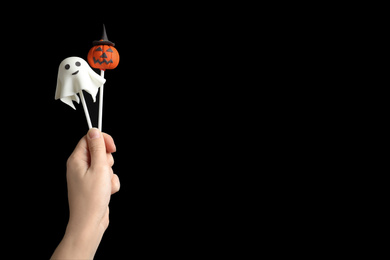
[93,24,115,46]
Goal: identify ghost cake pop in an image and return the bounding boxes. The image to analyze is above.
[55,57,106,129]
[87,24,120,131]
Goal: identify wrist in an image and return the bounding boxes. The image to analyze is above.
[63,222,105,258]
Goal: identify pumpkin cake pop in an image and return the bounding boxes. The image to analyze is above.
[87,25,120,70]
[87,24,120,130]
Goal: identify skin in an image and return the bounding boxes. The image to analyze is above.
[51,128,120,259]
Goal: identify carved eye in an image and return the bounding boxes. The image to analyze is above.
[65,64,70,70]
[75,61,81,67]
[95,47,103,51]
[106,48,114,53]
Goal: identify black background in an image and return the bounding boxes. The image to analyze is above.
[0,6,231,259]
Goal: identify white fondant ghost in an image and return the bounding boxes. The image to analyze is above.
[55,57,106,109]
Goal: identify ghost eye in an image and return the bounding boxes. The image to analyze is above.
[65,64,70,70]
[96,47,103,51]
[75,61,81,67]
[106,48,114,53]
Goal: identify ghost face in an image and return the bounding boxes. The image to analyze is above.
[55,57,106,109]
[64,60,81,75]
[58,57,93,87]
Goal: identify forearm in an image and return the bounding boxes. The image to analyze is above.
[51,223,105,259]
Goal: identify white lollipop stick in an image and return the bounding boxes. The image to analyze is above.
[79,90,92,129]
[98,70,105,131]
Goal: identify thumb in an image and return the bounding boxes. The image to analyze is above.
[87,128,107,168]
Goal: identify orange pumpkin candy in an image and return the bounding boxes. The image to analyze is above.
[88,43,120,71]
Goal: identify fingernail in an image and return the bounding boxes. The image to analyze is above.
[88,128,101,140]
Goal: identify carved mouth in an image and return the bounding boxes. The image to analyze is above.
[72,70,79,75]
[93,57,113,65]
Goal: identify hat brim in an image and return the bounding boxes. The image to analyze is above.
[93,40,115,46]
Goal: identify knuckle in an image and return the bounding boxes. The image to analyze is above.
[89,144,105,154]
[108,154,114,167]
[66,154,76,168]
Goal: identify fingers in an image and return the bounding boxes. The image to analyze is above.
[103,133,116,154]
[107,153,114,167]
[69,130,116,170]
[82,129,119,195]
[87,128,108,168]
[67,136,89,169]
[103,132,115,166]
[111,174,120,194]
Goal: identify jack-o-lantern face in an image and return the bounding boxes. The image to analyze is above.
[87,43,120,71]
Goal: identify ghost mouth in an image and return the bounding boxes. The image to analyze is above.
[72,70,79,75]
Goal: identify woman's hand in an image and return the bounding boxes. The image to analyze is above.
[51,128,120,259]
